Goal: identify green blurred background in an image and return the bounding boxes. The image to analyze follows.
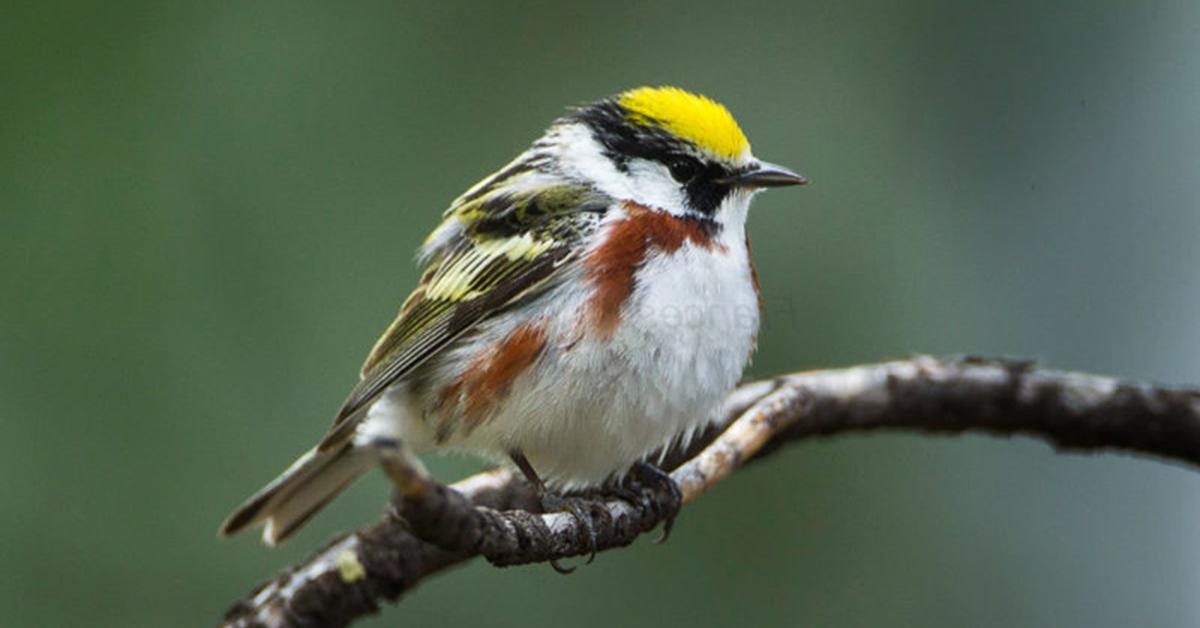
[4,1,1200,626]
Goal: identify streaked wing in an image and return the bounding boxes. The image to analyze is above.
[317,180,607,451]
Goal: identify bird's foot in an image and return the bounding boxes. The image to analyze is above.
[623,461,682,543]
[538,491,604,574]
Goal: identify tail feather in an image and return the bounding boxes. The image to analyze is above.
[220,444,373,546]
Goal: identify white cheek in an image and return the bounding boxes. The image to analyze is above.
[551,123,633,198]
[548,124,690,213]
[624,159,688,215]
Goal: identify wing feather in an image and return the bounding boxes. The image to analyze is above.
[316,180,607,451]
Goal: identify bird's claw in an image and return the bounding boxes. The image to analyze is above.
[539,492,600,573]
[630,462,682,544]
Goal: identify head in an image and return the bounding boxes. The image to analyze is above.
[550,86,806,224]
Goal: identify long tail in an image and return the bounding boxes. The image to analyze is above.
[219,443,373,546]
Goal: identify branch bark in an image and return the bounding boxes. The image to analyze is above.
[220,356,1200,628]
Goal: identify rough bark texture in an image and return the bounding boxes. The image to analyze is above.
[221,356,1200,628]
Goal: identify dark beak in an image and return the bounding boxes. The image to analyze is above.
[720,161,808,188]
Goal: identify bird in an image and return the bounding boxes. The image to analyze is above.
[219,86,806,547]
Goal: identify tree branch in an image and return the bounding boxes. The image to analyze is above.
[220,356,1200,628]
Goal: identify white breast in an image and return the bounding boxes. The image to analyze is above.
[436,226,760,489]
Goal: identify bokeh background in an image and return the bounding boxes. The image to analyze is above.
[4,1,1200,626]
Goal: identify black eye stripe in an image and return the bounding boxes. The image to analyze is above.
[681,162,734,215]
[569,98,736,214]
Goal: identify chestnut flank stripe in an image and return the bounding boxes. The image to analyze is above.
[745,235,762,314]
[441,322,548,428]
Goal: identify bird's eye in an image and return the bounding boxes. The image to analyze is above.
[667,158,698,183]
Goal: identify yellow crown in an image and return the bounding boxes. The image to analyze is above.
[617,86,750,160]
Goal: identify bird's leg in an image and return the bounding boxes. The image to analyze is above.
[509,450,549,496]
[509,450,598,573]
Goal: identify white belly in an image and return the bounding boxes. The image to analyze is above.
[366,229,761,489]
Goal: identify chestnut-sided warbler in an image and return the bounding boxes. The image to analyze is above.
[221,86,806,546]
